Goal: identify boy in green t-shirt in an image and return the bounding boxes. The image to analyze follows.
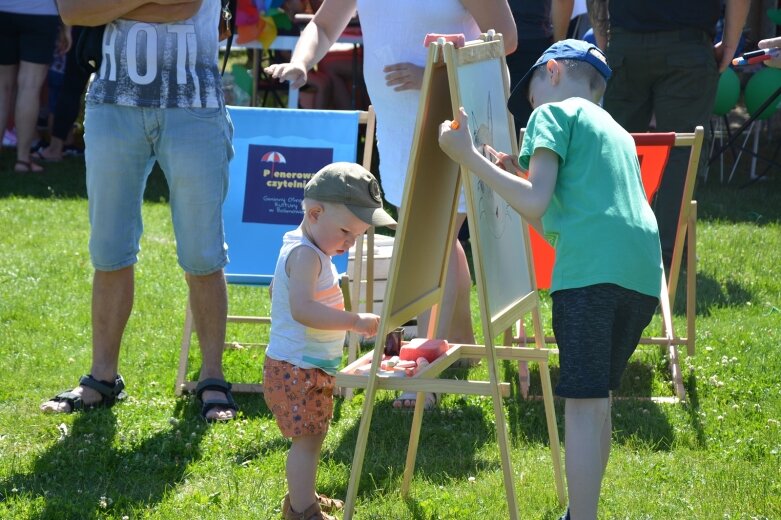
[439,39,663,520]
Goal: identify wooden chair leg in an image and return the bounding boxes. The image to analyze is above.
[175,302,194,396]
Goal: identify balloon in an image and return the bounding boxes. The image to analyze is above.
[712,67,740,116]
[744,67,781,120]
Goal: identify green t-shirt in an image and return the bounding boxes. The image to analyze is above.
[519,97,662,297]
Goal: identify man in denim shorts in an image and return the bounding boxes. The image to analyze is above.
[41,0,237,422]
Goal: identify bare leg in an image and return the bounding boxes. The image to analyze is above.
[38,136,65,161]
[0,65,16,145]
[287,433,326,514]
[186,270,235,421]
[417,214,475,343]
[41,267,134,412]
[14,61,49,170]
[400,215,474,408]
[601,394,612,474]
[564,397,611,520]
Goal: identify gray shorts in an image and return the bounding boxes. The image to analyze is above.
[552,283,658,398]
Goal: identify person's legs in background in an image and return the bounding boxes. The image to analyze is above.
[395,214,475,409]
[416,213,475,345]
[0,12,19,154]
[38,26,90,162]
[12,61,50,171]
[605,30,718,273]
[4,13,61,172]
[649,34,718,273]
[0,64,16,149]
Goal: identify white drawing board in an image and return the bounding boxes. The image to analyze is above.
[444,40,536,339]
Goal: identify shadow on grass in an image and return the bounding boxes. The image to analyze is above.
[682,371,706,448]
[0,399,208,519]
[327,392,495,503]
[0,151,170,202]
[695,176,781,225]
[501,359,676,452]
[667,267,754,318]
[678,271,754,318]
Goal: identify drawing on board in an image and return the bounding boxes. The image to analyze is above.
[470,92,514,240]
[455,55,532,320]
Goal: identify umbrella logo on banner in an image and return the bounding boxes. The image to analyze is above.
[261,150,287,175]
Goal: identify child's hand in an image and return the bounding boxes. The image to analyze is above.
[352,313,380,336]
[438,107,477,164]
[264,62,308,89]
[483,144,524,176]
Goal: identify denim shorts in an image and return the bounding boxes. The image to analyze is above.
[552,284,658,398]
[84,102,234,274]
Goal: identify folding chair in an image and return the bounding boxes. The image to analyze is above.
[516,127,704,402]
[175,106,377,395]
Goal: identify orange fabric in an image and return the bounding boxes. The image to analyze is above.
[529,133,673,289]
[263,358,335,438]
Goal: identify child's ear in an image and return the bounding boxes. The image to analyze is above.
[546,59,561,85]
[306,203,323,223]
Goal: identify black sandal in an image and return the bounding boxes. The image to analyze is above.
[195,378,238,422]
[47,374,127,413]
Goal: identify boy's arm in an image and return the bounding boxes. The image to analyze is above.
[56,0,201,26]
[438,108,557,226]
[286,246,379,336]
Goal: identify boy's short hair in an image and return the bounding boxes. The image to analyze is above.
[508,39,612,117]
[304,162,396,228]
[530,59,608,99]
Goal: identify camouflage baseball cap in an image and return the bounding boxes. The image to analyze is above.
[304,162,396,228]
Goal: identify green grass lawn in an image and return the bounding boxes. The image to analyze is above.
[1,146,780,519]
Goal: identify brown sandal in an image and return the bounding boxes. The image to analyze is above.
[281,494,338,520]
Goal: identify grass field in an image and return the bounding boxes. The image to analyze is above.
[1,138,780,520]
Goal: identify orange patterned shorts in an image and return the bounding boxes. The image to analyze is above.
[263,357,335,438]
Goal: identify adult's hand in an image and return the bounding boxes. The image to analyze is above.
[265,62,308,89]
[383,62,424,91]
[758,36,781,68]
[714,41,739,72]
[57,25,73,55]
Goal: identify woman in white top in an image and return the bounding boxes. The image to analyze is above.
[266,0,517,409]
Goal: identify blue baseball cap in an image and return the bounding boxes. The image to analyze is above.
[507,39,612,118]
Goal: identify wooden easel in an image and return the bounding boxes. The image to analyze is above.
[334,33,565,519]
